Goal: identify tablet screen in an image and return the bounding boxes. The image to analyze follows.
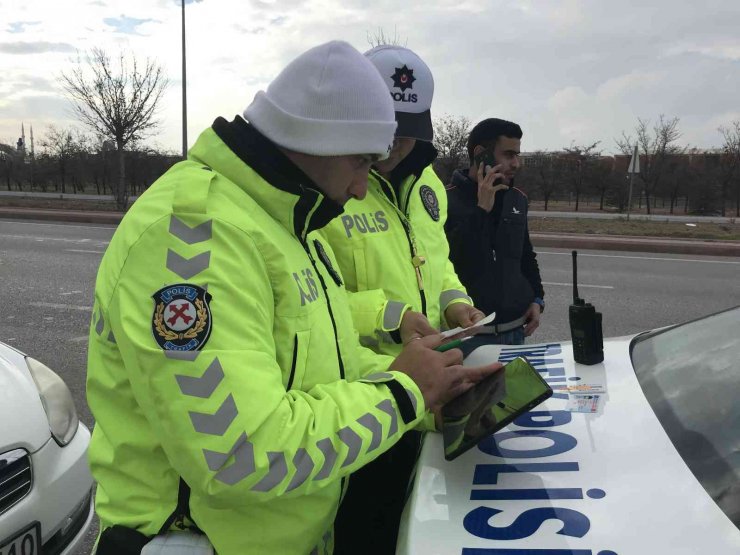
[441,356,552,461]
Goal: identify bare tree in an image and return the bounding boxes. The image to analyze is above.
[616,115,684,215]
[39,126,88,194]
[366,26,407,48]
[522,151,564,211]
[719,120,740,216]
[562,142,601,212]
[60,48,168,209]
[432,115,471,184]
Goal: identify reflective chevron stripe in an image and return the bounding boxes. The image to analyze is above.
[357,413,382,453]
[251,451,287,492]
[176,358,224,398]
[337,426,363,468]
[376,399,398,437]
[169,216,213,245]
[313,438,338,480]
[189,394,237,436]
[286,448,315,492]
[166,249,211,280]
[165,350,200,361]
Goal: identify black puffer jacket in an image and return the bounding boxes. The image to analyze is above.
[444,168,544,323]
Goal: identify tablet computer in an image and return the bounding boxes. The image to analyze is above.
[441,356,553,461]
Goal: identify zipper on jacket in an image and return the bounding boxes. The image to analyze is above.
[375,174,428,316]
[301,240,345,379]
[286,334,299,390]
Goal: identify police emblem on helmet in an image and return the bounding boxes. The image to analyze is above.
[419,185,440,221]
[152,283,212,351]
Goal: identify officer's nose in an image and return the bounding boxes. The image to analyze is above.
[349,171,369,201]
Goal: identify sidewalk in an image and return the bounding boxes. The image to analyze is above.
[1,206,739,257]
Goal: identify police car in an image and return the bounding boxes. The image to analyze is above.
[0,341,93,555]
[398,306,740,554]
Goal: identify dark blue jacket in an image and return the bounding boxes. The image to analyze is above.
[444,169,544,324]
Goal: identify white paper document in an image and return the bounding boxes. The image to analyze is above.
[440,312,496,339]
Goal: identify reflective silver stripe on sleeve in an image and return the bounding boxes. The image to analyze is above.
[404,388,419,415]
[359,372,394,383]
[286,448,315,491]
[165,350,200,361]
[176,358,224,398]
[251,451,287,492]
[313,438,338,480]
[376,399,398,437]
[440,289,472,309]
[357,413,382,453]
[166,249,211,280]
[189,394,237,436]
[202,432,257,486]
[382,300,407,330]
[95,307,104,335]
[338,427,363,468]
[169,216,213,245]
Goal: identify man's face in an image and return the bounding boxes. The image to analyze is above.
[373,137,416,174]
[309,154,376,206]
[493,136,521,185]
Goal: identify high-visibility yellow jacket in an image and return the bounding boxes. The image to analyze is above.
[318,142,472,357]
[86,117,426,555]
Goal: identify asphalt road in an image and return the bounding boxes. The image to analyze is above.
[1,218,739,554]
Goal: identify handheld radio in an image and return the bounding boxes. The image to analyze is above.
[569,250,604,365]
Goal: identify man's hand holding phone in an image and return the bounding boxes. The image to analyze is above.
[476,161,509,213]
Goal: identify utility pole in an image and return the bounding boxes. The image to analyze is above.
[181,0,188,159]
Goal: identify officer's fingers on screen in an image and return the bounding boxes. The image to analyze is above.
[464,362,504,384]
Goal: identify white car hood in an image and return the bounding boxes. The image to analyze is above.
[398,338,740,554]
[0,342,53,452]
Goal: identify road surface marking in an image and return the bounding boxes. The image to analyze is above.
[538,251,740,265]
[31,302,92,312]
[65,249,105,254]
[542,281,614,290]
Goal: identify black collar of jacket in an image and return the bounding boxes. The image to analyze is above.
[211,116,343,238]
[385,140,438,188]
[450,168,478,199]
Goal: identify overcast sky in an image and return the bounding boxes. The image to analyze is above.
[1,0,739,155]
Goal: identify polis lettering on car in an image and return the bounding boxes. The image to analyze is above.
[461,343,617,555]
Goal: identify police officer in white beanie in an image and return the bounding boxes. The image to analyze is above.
[88,39,501,555]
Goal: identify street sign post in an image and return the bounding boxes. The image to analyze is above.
[627,145,640,220]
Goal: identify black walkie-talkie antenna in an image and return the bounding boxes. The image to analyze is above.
[572,250,580,304]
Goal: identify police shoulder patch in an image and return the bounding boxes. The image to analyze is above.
[419,184,440,222]
[152,283,212,352]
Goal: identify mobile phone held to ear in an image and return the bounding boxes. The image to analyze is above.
[441,356,553,461]
[473,148,504,185]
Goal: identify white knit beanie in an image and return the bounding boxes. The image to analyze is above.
[244,41,397,158]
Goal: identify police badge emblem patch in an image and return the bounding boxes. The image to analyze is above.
[152,284,212,351]
[419,185,440,221]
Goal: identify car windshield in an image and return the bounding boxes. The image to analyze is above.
[630,307,740,529]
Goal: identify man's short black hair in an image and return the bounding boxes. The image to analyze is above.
[467,118,523,164]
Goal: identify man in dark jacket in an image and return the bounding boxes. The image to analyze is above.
[444,118,545,345]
